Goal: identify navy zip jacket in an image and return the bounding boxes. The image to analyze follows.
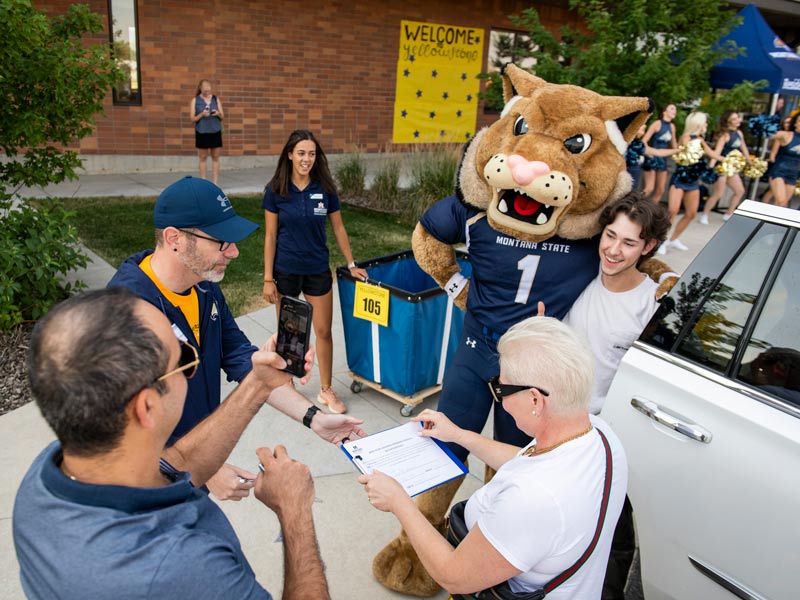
[108,250,258,442]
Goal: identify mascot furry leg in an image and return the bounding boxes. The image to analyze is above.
[373,475,465,596]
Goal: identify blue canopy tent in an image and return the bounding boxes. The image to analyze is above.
[709,4,800,198]
[710,3,800,95]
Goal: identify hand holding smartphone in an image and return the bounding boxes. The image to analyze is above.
[276,296,313,378]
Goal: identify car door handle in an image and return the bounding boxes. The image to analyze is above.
[630,398,713,443]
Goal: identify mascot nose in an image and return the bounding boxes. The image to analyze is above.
[507,155,551,186]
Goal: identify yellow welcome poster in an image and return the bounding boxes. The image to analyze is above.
[393,20,485,144]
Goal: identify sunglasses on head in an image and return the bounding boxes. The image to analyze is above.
[487,375,549,403]
[156,340,199,382]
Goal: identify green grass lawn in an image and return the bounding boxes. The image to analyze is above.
[58,195,415,316]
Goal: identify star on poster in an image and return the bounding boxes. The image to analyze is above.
[393,20,484,144]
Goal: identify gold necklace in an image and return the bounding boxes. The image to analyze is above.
[522,425,594,457]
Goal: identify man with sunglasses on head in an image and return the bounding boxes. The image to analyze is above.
[108,176,364,501]
[14,288,331,599]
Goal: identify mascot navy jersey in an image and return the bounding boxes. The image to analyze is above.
[420,195,600,333]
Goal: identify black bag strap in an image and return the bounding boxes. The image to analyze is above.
[543,427,613,594]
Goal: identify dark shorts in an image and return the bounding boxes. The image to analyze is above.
[196,131,222,149]
[670,178,700,192]
[770,163,799,186]
[275,270,332,297]
[642,156,667,172]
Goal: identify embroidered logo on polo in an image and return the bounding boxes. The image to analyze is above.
[465,337,477,348]
[211,301,219,321]
[217,194,232,212]
[313,201,328,217]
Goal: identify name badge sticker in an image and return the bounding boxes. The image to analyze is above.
[310,193,323,199]
[353,281,390,326]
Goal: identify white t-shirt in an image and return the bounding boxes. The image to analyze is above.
[464,416,627,599]
[564,273,658,414]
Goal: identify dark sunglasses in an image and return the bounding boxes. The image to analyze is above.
[156,340,200,382]
[487,375,549,403]
[179,229,232,252]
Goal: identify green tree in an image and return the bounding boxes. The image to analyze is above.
[481,0,764,116]
[0,0,123,199]
[0,0,122,328]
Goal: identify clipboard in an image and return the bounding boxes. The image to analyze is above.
[341,421,468,497]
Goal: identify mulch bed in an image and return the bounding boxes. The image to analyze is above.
[0,322,34,416]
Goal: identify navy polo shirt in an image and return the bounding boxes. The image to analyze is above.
[13,442,271,600]
[262,180,340,275]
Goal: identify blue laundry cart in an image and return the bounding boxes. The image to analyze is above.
[336,249,470,416]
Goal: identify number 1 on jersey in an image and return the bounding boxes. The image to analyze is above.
[515,254,541,304]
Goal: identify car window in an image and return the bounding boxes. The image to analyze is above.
[643,215,761,352]
[737,235,800,407]
[673,223,787,373]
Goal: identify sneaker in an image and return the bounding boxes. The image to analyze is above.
[698,213,709,225]
[318,387,347,414]
[657,244,667,255]
[670,239,689,251]
[722,213,732,222]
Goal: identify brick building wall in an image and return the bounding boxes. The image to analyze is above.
[37,0,578,163]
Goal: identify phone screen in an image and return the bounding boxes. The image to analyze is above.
[276,297,313,377]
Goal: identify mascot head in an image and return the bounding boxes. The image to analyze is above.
[458,64,653,242]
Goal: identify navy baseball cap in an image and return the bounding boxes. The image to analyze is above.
[154,176,259,242]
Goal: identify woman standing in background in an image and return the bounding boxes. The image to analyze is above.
[641,104,678,203]
[263,130,368,414]
[699,111,750,223]
[189,79,224,184]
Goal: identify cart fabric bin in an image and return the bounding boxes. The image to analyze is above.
[336,250,471,397]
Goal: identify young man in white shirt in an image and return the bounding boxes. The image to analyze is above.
[563,191,670,600]
[564,191,671,415]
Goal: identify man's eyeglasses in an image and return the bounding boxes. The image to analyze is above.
[156,340,200,382]
[487,375,549,403]
[179,229,232,252]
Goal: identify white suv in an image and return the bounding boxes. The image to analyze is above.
[604,200,800,600]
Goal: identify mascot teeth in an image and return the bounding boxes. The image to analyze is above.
[499,199,508,213]
[536,212,548,225]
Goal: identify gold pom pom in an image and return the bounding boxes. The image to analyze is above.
[795,185,800,197]
[742,157,768,180]
[674,138,704,166]
[715,149,746,176]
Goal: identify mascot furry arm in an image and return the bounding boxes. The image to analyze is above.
[413,64,674,310]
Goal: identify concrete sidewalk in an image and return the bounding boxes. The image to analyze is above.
[2,168,727,599]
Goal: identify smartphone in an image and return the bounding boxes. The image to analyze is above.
[276,296,313,378]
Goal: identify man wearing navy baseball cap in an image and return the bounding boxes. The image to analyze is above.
[108,177,364,501]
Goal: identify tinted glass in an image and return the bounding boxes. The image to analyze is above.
[737,234,800,407]
[673,223,786,373]
[643,215,760,351]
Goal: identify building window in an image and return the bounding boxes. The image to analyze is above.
[484,29,536,113]
[108,0,141,105]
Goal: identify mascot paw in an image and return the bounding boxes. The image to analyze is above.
[454,283,469,311]
[656,276,678,300]
[373,532,441,597]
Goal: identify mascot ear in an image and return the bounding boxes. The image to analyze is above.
[501,64,546,107]
[600,96,655,151]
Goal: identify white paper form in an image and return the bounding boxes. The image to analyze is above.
[341,421,468,497]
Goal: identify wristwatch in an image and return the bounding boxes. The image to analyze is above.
[347,261,356,269]
[303,405,321,428]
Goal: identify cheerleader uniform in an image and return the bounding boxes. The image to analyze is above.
[770,132,800,186]
[643,120,673,171]
[625,139,646,188]
[670,135,705,192]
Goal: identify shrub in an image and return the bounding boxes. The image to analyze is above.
[370,155,403,212]
[335,152,366,198]
[0,200,87,330]
[403,144,461,223]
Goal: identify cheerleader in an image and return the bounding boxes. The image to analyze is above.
[766,114,800,208]
[641,104,677,202]
[699,111,750,223]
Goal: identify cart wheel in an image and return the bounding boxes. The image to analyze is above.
[400,404,414,417]
[350,381,363,394]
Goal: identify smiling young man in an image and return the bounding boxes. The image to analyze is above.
[563,192,670,416]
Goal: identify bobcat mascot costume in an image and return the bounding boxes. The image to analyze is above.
[373,65,674,596]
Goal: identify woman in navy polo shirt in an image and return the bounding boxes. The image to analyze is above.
[262,130,368,414]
